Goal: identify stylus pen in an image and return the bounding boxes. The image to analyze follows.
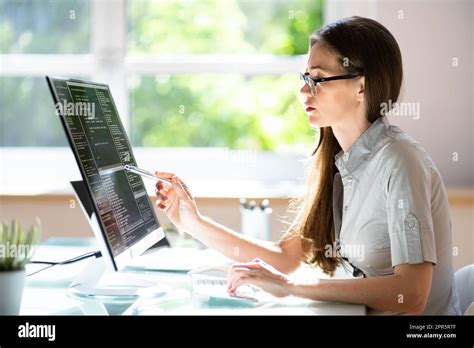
[124,164,189,189]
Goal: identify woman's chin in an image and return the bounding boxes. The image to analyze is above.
[308,110,332,128]
[308,113,324,128]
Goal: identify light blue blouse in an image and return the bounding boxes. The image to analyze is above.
[332,116,461,315]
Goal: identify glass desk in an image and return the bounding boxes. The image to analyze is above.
[21,238,366,316]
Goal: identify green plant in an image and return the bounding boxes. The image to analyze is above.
[0,218,41,271]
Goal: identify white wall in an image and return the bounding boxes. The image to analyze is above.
[326,0,473,186]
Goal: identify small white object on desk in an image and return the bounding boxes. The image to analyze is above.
[240,198,272,241]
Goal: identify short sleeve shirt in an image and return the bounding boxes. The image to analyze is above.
[332,116,461,315]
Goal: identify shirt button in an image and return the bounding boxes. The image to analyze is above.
[407,221,416,228]
[347,176,353,183]
[344,205,348,212]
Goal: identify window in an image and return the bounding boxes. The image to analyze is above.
[1,0,322,150]
[0,0,90,54]
[127,0,322,151]
[0,77,68,146]
[128,0,321,55]
[129,74,312,151]
[0,0,91,147]
[0,0,323,196]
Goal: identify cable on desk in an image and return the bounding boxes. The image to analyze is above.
[27,251,102,277]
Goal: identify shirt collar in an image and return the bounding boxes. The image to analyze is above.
[334,116,390,177]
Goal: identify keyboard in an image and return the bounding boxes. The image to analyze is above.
[189,269,258,303]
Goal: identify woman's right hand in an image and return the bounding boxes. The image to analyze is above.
[154,172,201,233]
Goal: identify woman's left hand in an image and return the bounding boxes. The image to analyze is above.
[227,258,292,298]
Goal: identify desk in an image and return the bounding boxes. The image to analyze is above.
[21,238,366,316]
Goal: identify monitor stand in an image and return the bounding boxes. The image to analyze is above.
[68,181,170,302]
[68,256,169,300]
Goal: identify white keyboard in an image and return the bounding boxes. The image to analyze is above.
[190,272,258,303]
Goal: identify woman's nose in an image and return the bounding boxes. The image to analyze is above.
[299,82,312,96]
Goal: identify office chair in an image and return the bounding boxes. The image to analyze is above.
[455,264,474,315]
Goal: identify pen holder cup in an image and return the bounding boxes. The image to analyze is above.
[240,206,272,241]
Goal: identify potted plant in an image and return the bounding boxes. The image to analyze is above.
[0,219,41,315]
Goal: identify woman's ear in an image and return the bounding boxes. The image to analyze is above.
[356,76,365,102]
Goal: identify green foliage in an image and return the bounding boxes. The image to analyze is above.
[127,0,322,150]
[0,77,68,146]
[0,0,90,54]
[128,0,323,55]
[130,74,315,150]
[0,219,41,271]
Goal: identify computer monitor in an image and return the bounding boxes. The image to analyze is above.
[46,76,167,298]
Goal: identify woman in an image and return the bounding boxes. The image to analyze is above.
[155,16,461,315]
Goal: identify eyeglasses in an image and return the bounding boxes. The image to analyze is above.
[300,72,359,97]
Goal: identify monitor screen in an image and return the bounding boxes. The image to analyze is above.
[46,77,164,270]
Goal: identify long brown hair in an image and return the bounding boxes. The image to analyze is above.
[288,16,403,275]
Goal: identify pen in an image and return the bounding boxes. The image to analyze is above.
[124,164,189,189]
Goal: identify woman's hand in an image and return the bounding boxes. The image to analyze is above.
[227,258,292,298]
[154,172,201,233]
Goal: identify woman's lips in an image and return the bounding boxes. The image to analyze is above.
[305,106,316,112]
